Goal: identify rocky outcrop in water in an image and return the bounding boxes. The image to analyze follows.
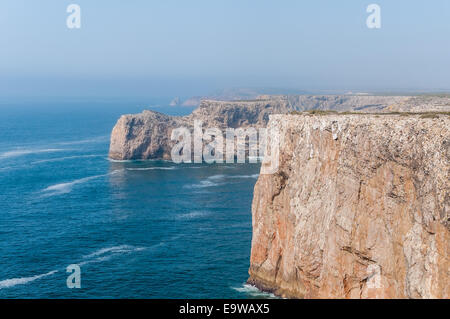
[248,113,449,299]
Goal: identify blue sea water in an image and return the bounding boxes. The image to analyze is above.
[0,99,273,299]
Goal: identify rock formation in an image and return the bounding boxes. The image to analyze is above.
[109,110,191,160]
[109,98,290,160]
[109,95,450,160]
[248,113,449,299]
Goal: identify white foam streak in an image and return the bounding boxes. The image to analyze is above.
[175,211,210,220]
[186,174,226,189]
[0,270,58,289]
[184,173,258,189]
[0,243,148,289]
[126,167,177,171]
[229,174,259,179]
[80,245,147,266]
[41,170,122,197]
[232,284,279,299]
[32,154,103,164]
[107,158,135,163]
[42,175,104,196]
[56,136,109,146]
[208,174,226,180]
[0,148,66,160]
[82,245,136,259]
[78,255,113,266]
[184,180,220,189]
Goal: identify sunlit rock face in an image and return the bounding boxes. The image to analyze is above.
[249,113,449,299]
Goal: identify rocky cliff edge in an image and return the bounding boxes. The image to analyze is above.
[249,113,449,299]
[109,95,450,160]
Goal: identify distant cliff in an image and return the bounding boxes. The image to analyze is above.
[109,98,290,160]
[248,113,449,298]
[109,95,450,160]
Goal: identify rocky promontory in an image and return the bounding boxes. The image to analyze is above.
[109,95,450,160]
[248,113,449,298]
[109,98,288,160]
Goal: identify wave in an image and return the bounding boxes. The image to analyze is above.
[79,244,149,266]
[229,174,259,179]
[32,154,104,164]
[56,136,109,146]
[183,174,226,189]
[41,175,106,196]
[1,154,104,173]
[183,173,258,189]
[0,148,66,160]
[126,167,177,171]
[78,255,113,266]
[208,174,226,180]
[175,211,211,220]
[0,270,58,289]
[41,170,122,197]
[107,158,172,163]
[82,245,145,259]
[184,180,221,189]
[107,158,136,163]
[232,284,279,299]
[125,166,207,171]
[0,243,148,289]
[0,165,15,172]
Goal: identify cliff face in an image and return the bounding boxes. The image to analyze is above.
[109,110,190,160]
[109,98,290,160]
[249,114,449,299]
[109,95,450,160]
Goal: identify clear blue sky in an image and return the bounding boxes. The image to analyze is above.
[1,0,449,98]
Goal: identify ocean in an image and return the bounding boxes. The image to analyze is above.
[0,99,274,298]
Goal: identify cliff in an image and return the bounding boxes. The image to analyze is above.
[109,98,290,160]
[109,95,450,160]
[248,113,449,298]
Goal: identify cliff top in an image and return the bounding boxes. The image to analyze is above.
[289,110,450,118]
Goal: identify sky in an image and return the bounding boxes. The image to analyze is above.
[0,0,449,98]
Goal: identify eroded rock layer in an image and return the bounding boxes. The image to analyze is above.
[249,113,449,299]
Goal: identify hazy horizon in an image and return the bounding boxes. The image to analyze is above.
[1,0,450,99]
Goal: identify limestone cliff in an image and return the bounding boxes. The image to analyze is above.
[109,95,450,160]
[248,113,449,299]
[109,98,290,160]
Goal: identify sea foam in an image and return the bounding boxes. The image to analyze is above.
[41,170,122,197]
[0,148,66,160]
[0,270,58,289]
[32,154,103,164]
[82,245,142,259]
[232,284,279,299]
[0,244,148,289]
[56,135,109,146]
[175,211,211,220]
[126,167,177,171]
[229,174,259,179]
